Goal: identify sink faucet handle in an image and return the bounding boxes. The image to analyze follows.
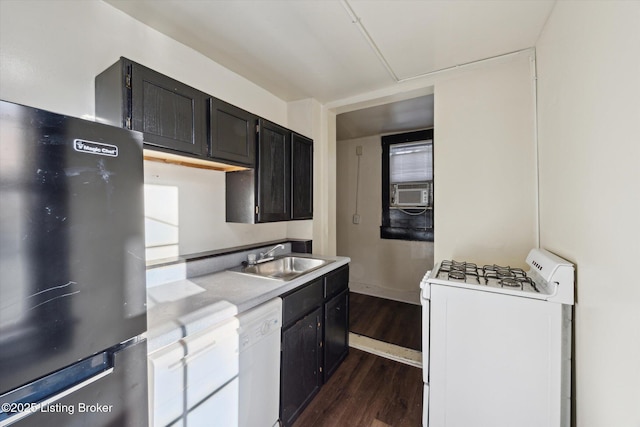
[247,253,257,265]
[260,243,285,259]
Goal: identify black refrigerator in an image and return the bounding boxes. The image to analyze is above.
[0,100,148,426]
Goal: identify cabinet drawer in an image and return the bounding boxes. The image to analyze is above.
[282,279,323,327]
[324,265,349,299]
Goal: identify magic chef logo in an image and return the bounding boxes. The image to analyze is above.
[74,139,118,157]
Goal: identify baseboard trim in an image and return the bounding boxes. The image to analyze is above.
[349,282,420,305]
[349,332,422,369]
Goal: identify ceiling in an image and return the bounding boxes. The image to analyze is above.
[336,94,433,140]
[104,0,555,138]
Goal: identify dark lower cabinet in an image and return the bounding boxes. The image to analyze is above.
[324,289,349,381]
[280,307,323,427]
[280,264,349,427]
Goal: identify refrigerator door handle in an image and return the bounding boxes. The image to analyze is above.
[0,368,114,427]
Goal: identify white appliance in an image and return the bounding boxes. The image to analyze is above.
[237,298,283,427]
[148,317,239,427]
[420,248,574,427]
[391,182,431,207]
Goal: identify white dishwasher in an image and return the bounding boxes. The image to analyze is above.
[237,298,283,427]
[148,316,240,427]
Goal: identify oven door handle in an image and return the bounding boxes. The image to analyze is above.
[420,270,432,301]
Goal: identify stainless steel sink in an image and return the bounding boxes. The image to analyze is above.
[230,256,334,281]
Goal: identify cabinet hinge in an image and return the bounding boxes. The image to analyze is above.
[125,117,132,129]
[125,74,131,89]
[319,366,323,372]
[256,123,259,134]
[255,206,259,215]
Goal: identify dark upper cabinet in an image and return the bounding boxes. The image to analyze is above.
[208,97,256,167]
[257,119,291,222]
[226,121,313,223]
[95,57,207,157]
[291,133,313,220]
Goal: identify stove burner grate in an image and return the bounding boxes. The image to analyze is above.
[500,278,520,288]
[438,260,480,283]
[482,265,539,292]
[436,260,540,293]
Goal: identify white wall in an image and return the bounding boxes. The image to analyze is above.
[434,53,538,266]
[330,52,536,305]
[329,51,538,270]
[143,162,289,256]
[536,2,640,425]
[0,1,286,125]
[0,0,303,257]
[316,107,338,256]
[337,134,434,304]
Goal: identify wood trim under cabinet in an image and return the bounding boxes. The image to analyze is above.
[143,149,248,172]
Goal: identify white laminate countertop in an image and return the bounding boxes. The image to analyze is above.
[145,254,350,352]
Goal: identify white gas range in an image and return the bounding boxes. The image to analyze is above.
[420,248,575,427]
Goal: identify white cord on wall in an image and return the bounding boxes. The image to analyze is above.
[530,50,541,249]
[353,145,362,224]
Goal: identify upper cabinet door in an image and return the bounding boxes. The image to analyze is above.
[208,98,256,167]
[291,133,313,220]
[257,119,291,222]
[129,61,207,156]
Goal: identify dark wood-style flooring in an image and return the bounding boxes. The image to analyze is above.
[349,292,422,351]
[292,293,424,427]
[291,348,423,427]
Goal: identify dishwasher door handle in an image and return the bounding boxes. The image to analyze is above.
[168,340,218,370]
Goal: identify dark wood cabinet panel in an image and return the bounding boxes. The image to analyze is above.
[282,279,323,328]
[225,169,256,223]
[131,63,207,156]
[96,57,207,157]
[324,264,349,300]
[280,265,350,426]
[225,122,313,223]
[324,289,349,382]
[257,119,291,222]
[97,59,312,222]
[291,133,313,220]
[208,98,256,166]
[280,307,323,427]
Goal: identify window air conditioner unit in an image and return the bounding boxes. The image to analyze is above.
[391,182,430,208]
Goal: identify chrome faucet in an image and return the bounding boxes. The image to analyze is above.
[258,244,285,263]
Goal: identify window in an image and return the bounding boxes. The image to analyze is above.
[381,129,434,241]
